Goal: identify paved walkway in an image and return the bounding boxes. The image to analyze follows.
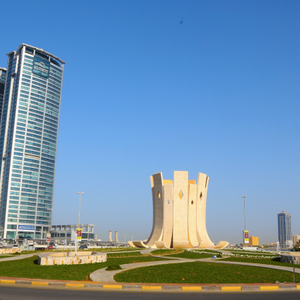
[0,254,34,262]
[90,253,300,283]
[90,257,192,282]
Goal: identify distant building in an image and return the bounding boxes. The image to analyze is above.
[278,211,292,248]
[249,236,259,246]
[293,235,300,247]
[50,224,95,242]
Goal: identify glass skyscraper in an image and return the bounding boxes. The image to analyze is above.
[0,68,6,118]
[278,211,292,249]
[0,44,65,239]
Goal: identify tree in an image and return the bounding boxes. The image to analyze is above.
[293,240,300,251]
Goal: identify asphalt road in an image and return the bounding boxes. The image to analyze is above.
[0,286,300,300]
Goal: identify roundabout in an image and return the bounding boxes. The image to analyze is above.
[0,248,299,294]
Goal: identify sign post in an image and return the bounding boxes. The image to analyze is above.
[75,228,82,256]
[46,233,51,244]
[243,230,249,245]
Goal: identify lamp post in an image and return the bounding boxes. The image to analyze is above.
[76,192,84,255]
[46,208,53,245]
[242,195,247,246]
[77,192,84,227]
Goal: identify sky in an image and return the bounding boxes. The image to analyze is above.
[0,0,299,245]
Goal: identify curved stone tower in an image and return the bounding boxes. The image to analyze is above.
[129,171,228,249]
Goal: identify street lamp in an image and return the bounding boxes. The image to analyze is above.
[45,208,53,242]
[242,195,247,246]
[76,192,84,255]
[76,192,84,227]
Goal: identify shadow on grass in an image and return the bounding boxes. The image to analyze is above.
[272,257,281,262]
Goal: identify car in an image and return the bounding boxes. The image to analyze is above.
[12,244,19,249]
[48,245,54,249]
[79,245,88,250]
[49,242,56,249]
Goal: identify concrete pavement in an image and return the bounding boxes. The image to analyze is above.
[0,254,34,262]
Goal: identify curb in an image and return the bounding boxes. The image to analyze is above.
[0,279,300,292]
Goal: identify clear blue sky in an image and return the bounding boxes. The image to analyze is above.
[1,0,299,245]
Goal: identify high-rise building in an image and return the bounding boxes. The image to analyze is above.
[278,211,292,248]
[293,235,300,247]
[0,44,65,239]
[0,68,6,118]
[249,236,259,246]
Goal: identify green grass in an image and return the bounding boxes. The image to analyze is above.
[229,250,276,255]
[151,249,181,255]
[193,249,222,254]
[0,255,13,258]
[167,252,218,259]
[0,255,166,281]
[221,256,300,268]
[114,261,300,284]
[107,252,142,258]
[90,248,137,252]
[230,253,279,258]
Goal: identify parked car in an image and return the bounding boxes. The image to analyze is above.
[49,242,56,249]
[79,245,88,250]
[12,244,19,249]
[48,245,54,250]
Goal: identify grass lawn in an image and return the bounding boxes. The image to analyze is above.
[221,256,300,268]
[0,255,166,281]
[107,252,142,258]
[166,252,217,259]
[228,250,276,255]
[88,248,138,252]
[151,249,182,255]
[114,261,300,284]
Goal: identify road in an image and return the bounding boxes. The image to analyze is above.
[0,286,299,300]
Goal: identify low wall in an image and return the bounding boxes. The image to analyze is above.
[280,252,300,264]
[0,248,21,254]
[38,251,107,265]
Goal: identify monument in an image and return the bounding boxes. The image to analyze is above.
[129,171,228,249]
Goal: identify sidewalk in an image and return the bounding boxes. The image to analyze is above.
[0,253,34,262]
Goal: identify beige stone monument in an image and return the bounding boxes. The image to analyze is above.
[128,171,228,249]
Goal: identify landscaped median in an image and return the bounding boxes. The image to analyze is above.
[113,261,300,284]
[0,248,299,293]
[0,255,166,281]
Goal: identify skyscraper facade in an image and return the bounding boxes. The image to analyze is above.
[0,44,65,239]
[0,68,6,118]
[278,211,292,248]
